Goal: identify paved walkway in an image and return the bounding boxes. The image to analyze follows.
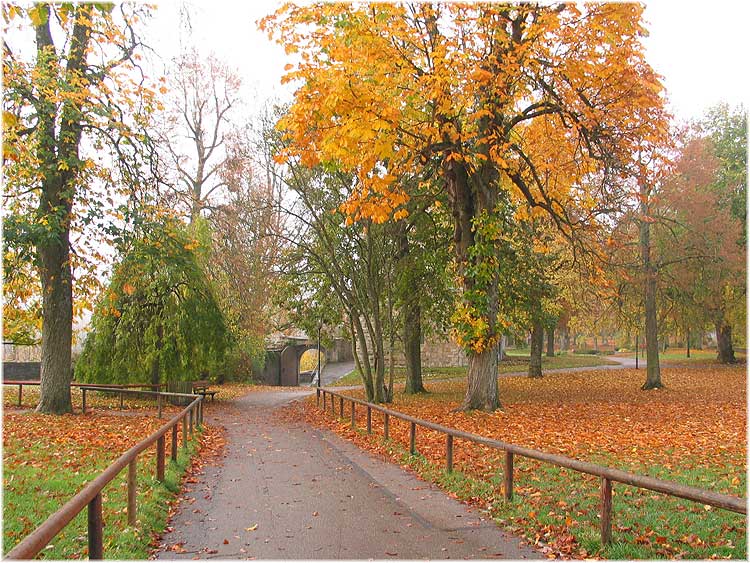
[156,391,540,560]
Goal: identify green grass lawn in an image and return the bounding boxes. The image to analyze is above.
[333,352,619,386]
[616,348,746,365]
[3,416,202,559]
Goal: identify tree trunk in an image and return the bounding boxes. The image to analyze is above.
[403,299,425,394]
[529,322,544,378]
[546,327,555,357]
[36,235,74,414]
[562,326,570,352]
[34,6,91,414]
[640,180,662,390]
[445,155,502,411]
[460,344,499,411]
[686,327,691,358]
[351,314,375,402]
[716,320,736,363]
[498,334,507,361]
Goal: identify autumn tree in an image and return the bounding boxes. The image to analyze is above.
[263,3,668,410]
[657,129,746,364]
[3,3,159,413]
[157,50,242,222]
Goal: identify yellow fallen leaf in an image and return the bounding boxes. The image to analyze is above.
[245,524,258,531]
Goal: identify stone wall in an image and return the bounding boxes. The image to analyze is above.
[358,331,467,369]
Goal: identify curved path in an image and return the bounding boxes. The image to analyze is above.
[156,390,540,560]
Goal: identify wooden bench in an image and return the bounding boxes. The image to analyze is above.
[192,380,218,401]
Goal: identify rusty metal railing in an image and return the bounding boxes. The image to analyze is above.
[4,387,204,560]
[317,387,746,546]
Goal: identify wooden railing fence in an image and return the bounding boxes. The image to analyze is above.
[4,386,204,560]
[316,387,746,546]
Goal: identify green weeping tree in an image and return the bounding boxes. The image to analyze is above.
[76,217,232,385]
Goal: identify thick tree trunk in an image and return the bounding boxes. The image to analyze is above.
[403,299,425,394]
[36,237,74,414]
[529,322,544,378]
[716,320,736,363]
[34,6,91,414]
[460,344,499,411]
[546,327,555,357]
[640,182,662,390]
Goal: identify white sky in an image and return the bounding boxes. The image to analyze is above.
[144,0,749,124]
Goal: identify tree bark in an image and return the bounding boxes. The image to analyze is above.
[403,299,425,394]
[546,327,555,357]
[460,344,499,411]
[35,6,92,414]
[36,233,74,414]
[716,319,736,363]
[640,179,663,390]
[529,322,544,378]
[445,156,502,411]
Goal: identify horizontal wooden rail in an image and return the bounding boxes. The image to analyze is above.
[3,380,164,390]
[5,388,203,560]
[318,388,746,546]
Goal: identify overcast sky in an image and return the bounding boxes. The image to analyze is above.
[145,0,748,124]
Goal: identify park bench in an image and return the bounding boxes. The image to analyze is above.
[192,380,218,401]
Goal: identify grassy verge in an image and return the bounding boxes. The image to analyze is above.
[333,352,619,386]
[3,413,203,559]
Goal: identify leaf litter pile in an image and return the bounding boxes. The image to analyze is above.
[283,366,746,559]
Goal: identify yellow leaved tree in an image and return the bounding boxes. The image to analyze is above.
[262,3,669,410]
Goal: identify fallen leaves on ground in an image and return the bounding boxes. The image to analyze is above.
[279,367,746,559]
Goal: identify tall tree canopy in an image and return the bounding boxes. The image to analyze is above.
[3,3,159,413]
[263,3,668,410]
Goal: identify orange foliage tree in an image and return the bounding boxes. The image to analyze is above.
[262,3,668,410]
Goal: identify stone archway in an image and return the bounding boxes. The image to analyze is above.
[278,343,325,387]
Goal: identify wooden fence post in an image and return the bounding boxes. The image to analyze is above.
[127,458,137,526]
[350,402,356,428]
[18,384,22,407]
[600,477,613,545]
[409,422,416,455]
[156,435,165,482]
[82,388,87,414]
[504,452,514,501]
[87,492,103,559]
[182,416,188,449]
[446,435,454,473]
[171,425,178,462]
[188,407,193,437]
[339,396,344,418]
[366,406,372,434]
[157,394,162,419]
[316,388,320,407]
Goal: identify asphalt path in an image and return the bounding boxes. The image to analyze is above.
[156,390,541,560]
